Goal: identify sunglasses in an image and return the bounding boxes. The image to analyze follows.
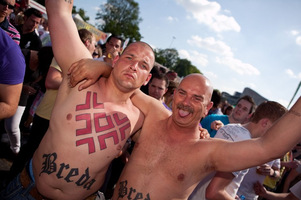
[0,0,14,9]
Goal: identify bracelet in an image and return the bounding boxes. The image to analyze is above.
[289,109,301,117]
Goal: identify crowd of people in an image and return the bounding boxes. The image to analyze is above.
[0,0,301,200]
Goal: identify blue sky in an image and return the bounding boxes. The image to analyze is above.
[74,0,301,108]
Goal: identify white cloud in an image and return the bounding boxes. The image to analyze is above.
[291,30,299,36]
[296,36,301,46]
[216,56,260,75]
[187,35,233,57]
[167,16,178,22]
[186,35,259,75]
[179,49,209,67]
[176,0,240,32]
[285,69,301,79]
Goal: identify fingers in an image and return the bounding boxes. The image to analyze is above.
[78,80,94,91]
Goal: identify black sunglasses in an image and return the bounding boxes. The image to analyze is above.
[0,0,14,9]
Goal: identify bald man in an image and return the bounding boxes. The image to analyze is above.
[109,74,301,200]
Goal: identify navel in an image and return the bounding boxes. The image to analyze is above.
[66,113,72,120]
[177,173,185,181]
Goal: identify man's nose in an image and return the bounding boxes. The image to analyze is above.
[129,61,138,71]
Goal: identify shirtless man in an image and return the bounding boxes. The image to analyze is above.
[0,1,154,200]
[109,74,301,200]
[69,68,301,199]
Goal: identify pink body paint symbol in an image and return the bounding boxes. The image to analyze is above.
[76,91,91,111]
[76,138,95,154]
[76,114,92,136]
[75,92,131,154]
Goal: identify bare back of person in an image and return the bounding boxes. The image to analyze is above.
[32,76,143,199]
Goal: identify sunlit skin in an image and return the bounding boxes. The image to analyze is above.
[148,78,168,102]
[106,37,122,55]
[0,0,15,21]
[171,74,213,129]
[110,42,154,94]
[229,99,253,123]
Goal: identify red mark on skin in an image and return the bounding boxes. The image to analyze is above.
[66,113,72,120]
[177,173,185,181]
[75,91,132,154]
[98,130,119,150]
[93,92,104,109]
[76,137,95,154]
[113,113,129,125]
[94,114,114,132]
[76,92,91,111]
[76,114,92,136]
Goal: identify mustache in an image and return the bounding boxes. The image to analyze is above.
[177,103,194,113]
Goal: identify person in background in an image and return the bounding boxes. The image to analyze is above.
[254,180,301,200]
[16,7,42,50]
[102,34,124,65]
[189,101,286,200]
[201,95,256,137]
[148,71,170,110]
[208,89,223,115]
[0,27,25,120]
[0,0,20,44]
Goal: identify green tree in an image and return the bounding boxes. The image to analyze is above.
[96,0,142,42]
[154,48,179,69]
[172,59,201,77]
[72,6,90,22]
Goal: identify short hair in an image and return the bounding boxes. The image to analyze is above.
[236,95,256,114]
[78,29,93,44]
[149,72,169,89]
[251,101,287,123]
[211,89,222,107]
[106,34,124,47]
[24,8,42,18]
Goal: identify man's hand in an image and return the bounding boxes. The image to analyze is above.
[256,164,274,176]
[210,120,224,131]
[68,59,112,90]
[199,127,210,139]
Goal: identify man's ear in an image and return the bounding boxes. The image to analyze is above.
[143,73,152,86]
[84,40,89,48]
[205,101,214,116]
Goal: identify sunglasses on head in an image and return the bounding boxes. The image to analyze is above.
[0,0,14,9]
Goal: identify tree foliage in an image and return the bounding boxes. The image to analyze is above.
[72,6,90,22]
[172,59,201,77]
[154,48,201,77]
[154,48,179,69]
[96,0,142,42]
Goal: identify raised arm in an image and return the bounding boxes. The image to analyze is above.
[210,97,301,173]
[45,0,91,76]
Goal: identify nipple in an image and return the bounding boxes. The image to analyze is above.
[177,173,185,181]
[66,113,72,120]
